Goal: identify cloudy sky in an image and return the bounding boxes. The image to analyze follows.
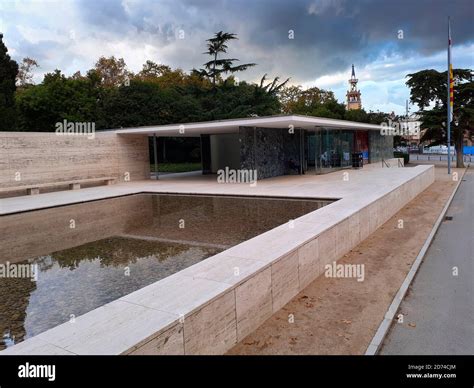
[1,0,473,114]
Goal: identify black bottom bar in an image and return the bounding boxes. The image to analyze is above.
[0,355,472,387]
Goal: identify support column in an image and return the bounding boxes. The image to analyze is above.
[253,127,257,172]
[299,128,304,175]
[200,134,212,174]
[153,133,159,180]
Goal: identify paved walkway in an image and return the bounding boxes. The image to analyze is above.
[380,169,474,355]
[1,162,428,215]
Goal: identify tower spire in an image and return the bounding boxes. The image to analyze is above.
[346,65,361,110]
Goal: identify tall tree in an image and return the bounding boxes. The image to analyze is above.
[278,85,346,119]
[136,60,171,80]
[0,33,19,131]
[198,31,255,87]
[406,68,473,168]
[16,57,39,87]
[90,56,130,88]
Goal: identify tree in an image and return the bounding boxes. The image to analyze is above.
[197,31,255,87]
[366,111,389,125]
[16,57,39,87]
[15,70,101,131]
[99,80,204,128]
[344,108,369,123]
[194,78,281,120]
[71,71,85,80]
[90,56,130,88]
[406,68,473,168]
[0,33,19,131]
[257,73,289,95]
[136,60,171,80]
[278,85,345,118]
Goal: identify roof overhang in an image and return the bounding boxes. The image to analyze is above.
[112,114,385,137]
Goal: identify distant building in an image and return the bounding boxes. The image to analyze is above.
[346,64,361,110]
[399,111,473,150]
[399,113,423,146]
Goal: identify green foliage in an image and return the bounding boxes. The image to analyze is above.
[14,71,281,131]
[15,70,100,131]
[197,31,256,87]
[100,81,198,128]
[279,85,346,118]
[406,68,473,167]
[199,81,281,120]
[0,33,19,131]
[344,108,369,123]
[366,112,389,125]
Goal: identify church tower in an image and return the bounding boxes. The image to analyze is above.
[346,64,361,110]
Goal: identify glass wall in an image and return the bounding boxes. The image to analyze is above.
[340,130,354,168]
[307,128,355,174]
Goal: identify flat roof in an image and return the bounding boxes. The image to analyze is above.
[113,114,384,137]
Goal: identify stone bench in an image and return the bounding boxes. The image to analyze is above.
[0,177,116,196]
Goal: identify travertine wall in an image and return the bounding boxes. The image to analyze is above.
[0,132,150,188]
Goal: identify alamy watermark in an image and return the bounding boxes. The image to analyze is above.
[0,261,38,281]
[325,261,365,282]
[18,362,55,382]
[55,119,95,139]
[217,167,257,186]
[380,119,420,136]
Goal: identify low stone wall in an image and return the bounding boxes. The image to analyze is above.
[1,164,435,355]
[0,132,150,189]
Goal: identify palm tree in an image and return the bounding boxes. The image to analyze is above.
[199,31,256,87]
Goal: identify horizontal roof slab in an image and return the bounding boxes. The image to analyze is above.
[112,114,385,136]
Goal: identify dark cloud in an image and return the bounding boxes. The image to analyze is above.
[69,0,473,80]
[76,0,130,31]
[3,0,473,113]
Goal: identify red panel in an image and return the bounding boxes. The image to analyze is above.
[355,130,369,161]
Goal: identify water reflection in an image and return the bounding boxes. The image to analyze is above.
[0,194,332,349]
